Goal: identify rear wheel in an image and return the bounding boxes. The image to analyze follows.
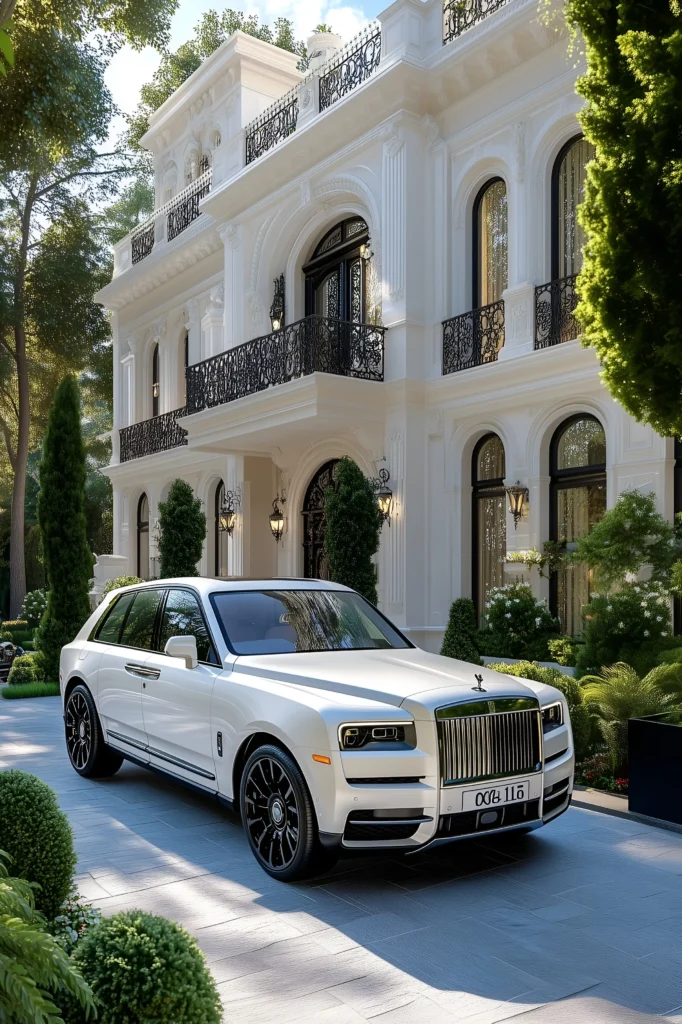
[65,684,123,779]
[240,744,336,881]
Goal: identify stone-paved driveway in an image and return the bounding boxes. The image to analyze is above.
[2,696,682,1023]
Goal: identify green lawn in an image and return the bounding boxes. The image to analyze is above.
[1,682,60,699]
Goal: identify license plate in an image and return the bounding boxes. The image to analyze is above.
[462,780,530,812]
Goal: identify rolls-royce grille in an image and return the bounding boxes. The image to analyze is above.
[437,701,541,786]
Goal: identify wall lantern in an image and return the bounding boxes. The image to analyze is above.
[219,489,241,537]
[359,239,374,261]
[270,274,285,332]
[152,381,160,399]
[372,467,393,526]
[506,481,529,530]
[269,494,286,543]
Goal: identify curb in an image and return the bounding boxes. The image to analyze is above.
[572,786,682,836]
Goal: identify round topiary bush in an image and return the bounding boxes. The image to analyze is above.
[73,910,222,1024]
[102,575,142,597]
[7,653,39,685]
[0,770,76,919]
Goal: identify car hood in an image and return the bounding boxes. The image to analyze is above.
[233,647,541,713]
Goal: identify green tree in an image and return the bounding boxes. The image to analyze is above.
[36,376,93,681]
[566,0,682,437]
[441,598,482,665]
[158,480,206,578]
[324,457,382,604]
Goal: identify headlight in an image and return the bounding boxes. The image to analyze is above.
[339,722,415,750]
[542,702,563,733]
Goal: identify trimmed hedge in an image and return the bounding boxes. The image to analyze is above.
[0,770,76,919]
[7,653,39,685]
[72,911,221,1024]
[441,598,482,665]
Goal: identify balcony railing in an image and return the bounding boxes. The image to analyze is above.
[442,300,505,375]
[186,315,385,415]
[245,83,301,165]
[119,408,188,463]
[443,0,509,45]
[167,171,212,241]
[319,26,382,112]
[131,223,155,265]
[534,275,579,349]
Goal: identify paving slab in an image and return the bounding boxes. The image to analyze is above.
[2,695,682,1023]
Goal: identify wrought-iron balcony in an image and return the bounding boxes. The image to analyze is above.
[186,315,385,415]
[534,275,579,349]
[244,24,382,166]
[119,407,188,463]
[442,300,505,375]
[443,0,509,45]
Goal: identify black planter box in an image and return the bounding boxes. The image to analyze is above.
[629,715,682,825]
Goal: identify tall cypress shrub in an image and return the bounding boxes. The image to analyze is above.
[158,479,206,578]
[324,457,382,604]
[36,376,93,681]
[441,598,482,665]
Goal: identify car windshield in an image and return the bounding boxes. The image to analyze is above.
[210,589,411,655]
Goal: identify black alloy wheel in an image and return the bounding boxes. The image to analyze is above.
[240,744,336,881]
[64,684,123,779]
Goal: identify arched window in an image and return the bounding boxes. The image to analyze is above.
[301,460,340,580]
[137,494,150,580]
[552,136,595,280]
[474,179,508,308]
[472,434,507,620]
[151,343,160,417]
[550,415,606,634]
[303,218,369,323]
[215,480,229,579]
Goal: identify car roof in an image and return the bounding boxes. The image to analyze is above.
[112,577,353,596]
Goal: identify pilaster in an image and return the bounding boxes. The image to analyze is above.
[201,286,225,359]
[220,223,242,349]
[498,282,535,360]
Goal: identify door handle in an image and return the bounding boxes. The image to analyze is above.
[125,663,161,679]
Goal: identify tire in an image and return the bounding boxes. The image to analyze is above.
[240,743,337,882]
[64,684,123,779]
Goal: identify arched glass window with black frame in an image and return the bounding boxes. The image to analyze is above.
[550,415,606,635]
[303,218,369,323]
[552,135,595,282]
[137,494,150,580]
[472,434,507,621]
[215,480,229,579]
[473,178,508,310]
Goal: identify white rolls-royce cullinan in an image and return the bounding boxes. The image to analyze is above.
[60,579,574,880]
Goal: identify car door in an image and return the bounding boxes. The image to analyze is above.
[97,588,165,754]
[141,587,220,788]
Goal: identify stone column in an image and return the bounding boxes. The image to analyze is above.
[185,300,201,366]
[226,454,245,577]
[219,223,242,349]
[201,286,225,359]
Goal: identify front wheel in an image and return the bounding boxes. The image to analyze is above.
[65,684,123,779]
[240,744,336,882]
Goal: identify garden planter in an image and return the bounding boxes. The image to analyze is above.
[628,714,682,825]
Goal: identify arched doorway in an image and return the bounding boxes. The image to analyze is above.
[301,460,340,579]
[303,218,369,322]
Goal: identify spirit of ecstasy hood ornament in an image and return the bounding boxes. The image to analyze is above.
[472,673,487,693]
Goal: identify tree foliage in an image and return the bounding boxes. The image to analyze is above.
[567,0,682,436]
[36,376,93,681]
[324,458,382,604]
[158,480,206,578]
[441,598,482,664]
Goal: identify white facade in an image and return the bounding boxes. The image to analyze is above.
[97,0,675,652]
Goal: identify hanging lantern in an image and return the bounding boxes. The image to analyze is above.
[270,274,285,332]
[373,467,393,526]
[506,481,529,530]
[269,494,286,543]
[219,489,239,536]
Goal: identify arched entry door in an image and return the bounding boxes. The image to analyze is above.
[301,460,339,579]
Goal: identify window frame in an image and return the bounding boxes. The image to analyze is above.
[551,133,589,282]
[472,176,507,309]
[156,586,220,666]
[471,432,507,623]
[303,217,369,321]
[137,494,149,580]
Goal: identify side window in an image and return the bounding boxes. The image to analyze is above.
[95,593,136,644]
[119,589,164,651]
[158,589,216,664]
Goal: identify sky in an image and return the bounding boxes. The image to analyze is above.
[104,0,386,126]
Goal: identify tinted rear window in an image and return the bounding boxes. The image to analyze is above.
[119,590,164,650]
[96,593,136,644]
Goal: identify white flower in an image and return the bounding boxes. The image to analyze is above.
[607,605,613,611]
[644,630,650,637]
[624,521,631,529]
[618,622,625,629]
[634,586,640,593]
[644,611,651,618]
[505,613,512,619]
[535,617,542,627]
[514,599,520,604]
[656,616,662,622]
[661,631,668,637]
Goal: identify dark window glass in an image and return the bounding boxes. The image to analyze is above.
[211,589,411,656]
[95,593,136,644]
[472,434,507,621]
[158,589,217,664]
[119,589,163,650]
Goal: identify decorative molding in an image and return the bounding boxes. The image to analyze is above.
[509,299,530,339]
[428,410,444,438]
[218,222,239,249]
[422,115,442,153]
[245,289,265,333]
[184,299,199,329]
[512,120,526,182]
[209,284,224,309]
[146,315,167,342]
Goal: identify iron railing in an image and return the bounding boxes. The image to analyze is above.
[167,172,212,241]
[442,300,505,375]
[443,0,509,44]
[186,315,385,415]
[119,408,188,463]
[535,275,579,349]
[245,84,300,165]
[319,26,382,112]
[131,223,155,265]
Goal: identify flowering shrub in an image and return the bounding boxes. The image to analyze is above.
[478,582,561,661]
[102,575,142,597]
[575,753,628,794]
[20,589,48,627]
[576,582,674,677]
[50,889,101,956]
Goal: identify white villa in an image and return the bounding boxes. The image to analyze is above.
[95,0,680,651]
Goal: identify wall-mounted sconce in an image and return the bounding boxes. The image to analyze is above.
[371,464,393,526]
[506,481,529,530]
[219,488,241,536]
[269,493,286,543]
[359,239,374,261]
[270,274,285,331]
[152,381,160,399]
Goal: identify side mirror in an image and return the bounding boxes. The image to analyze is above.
[164,635,198,669]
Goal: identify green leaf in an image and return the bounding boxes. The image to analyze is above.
[0,29,14,69]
